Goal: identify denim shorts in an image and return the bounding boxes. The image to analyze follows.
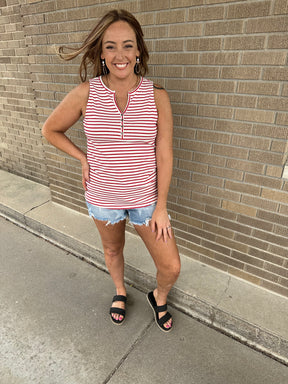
[86,201,157,226]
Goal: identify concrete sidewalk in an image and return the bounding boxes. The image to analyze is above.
[1,169,288,367]
[1,216,288,383]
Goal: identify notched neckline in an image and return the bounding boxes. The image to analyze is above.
[99,76,143,95]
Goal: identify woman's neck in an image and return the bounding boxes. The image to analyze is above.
[104,74,140,93]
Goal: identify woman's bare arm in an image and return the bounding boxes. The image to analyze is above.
[42,81,90,189]
[151,84,174,242]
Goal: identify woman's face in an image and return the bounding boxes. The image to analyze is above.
[101,21,140,79]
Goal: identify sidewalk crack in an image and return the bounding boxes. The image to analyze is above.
[102,320,154,384]
[216,276,231,307]
[23,200,50,216]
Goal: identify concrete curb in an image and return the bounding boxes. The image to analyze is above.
[1,170,288,366]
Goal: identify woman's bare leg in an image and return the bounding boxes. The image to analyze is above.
[93,218,127,322]
[134,224,181,329]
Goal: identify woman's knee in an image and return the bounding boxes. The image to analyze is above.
[159,257,181,280]
[103,242,125,259]
[171,259,181,279]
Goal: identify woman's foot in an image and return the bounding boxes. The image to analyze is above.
[153,289,172,330]
[147,290,173,332]
[110,294,127,325]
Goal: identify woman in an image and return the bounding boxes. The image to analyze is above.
[42,9,180,332]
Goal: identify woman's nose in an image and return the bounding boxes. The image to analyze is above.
[115,48,124,59]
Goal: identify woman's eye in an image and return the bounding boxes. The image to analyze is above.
[106,46,114,50]
[125,45,133,49]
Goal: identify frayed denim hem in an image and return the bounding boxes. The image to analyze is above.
[129,214,171,227]
[88,212,128,226]
[129,217,151,227]
[86,201,158,227]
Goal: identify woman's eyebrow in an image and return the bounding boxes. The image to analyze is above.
[103,39,135,45]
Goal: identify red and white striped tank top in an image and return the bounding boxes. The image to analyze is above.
[83,76,158,208]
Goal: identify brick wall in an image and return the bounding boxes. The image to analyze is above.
[0,0,48,185]
[1,0,287,296]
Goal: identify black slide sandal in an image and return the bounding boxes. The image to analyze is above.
[110,295,127,325]
[147,291,173,332]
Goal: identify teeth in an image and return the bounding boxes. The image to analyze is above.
[115,64,127,68]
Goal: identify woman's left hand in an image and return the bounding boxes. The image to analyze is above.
[150,206,172,243]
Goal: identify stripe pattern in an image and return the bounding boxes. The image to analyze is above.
[83,76,158,208]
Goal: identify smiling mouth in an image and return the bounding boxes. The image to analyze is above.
[114,63,128,69]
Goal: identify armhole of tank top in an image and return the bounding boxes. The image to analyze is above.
[83,78,94,122]
[152,81,161,114]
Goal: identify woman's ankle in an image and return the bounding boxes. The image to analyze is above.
[153,288,168,306]
[116,286,126,296]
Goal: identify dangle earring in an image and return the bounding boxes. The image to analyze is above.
[101,59,108,75]
[135,56,140,75]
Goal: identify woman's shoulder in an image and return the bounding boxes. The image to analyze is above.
[142,77,164,90]
[64,81,90,110]
[153,83,165,91]
[141,77,168,99]
[151,82,170,107]
[78,80,90,91]
[73,81,90,99]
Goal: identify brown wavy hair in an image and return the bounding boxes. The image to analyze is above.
[58,9,149,82]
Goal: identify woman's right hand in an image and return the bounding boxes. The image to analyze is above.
[81,157,90,191]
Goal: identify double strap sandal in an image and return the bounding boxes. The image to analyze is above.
[147,291,173,333]
[110,295,127,325]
